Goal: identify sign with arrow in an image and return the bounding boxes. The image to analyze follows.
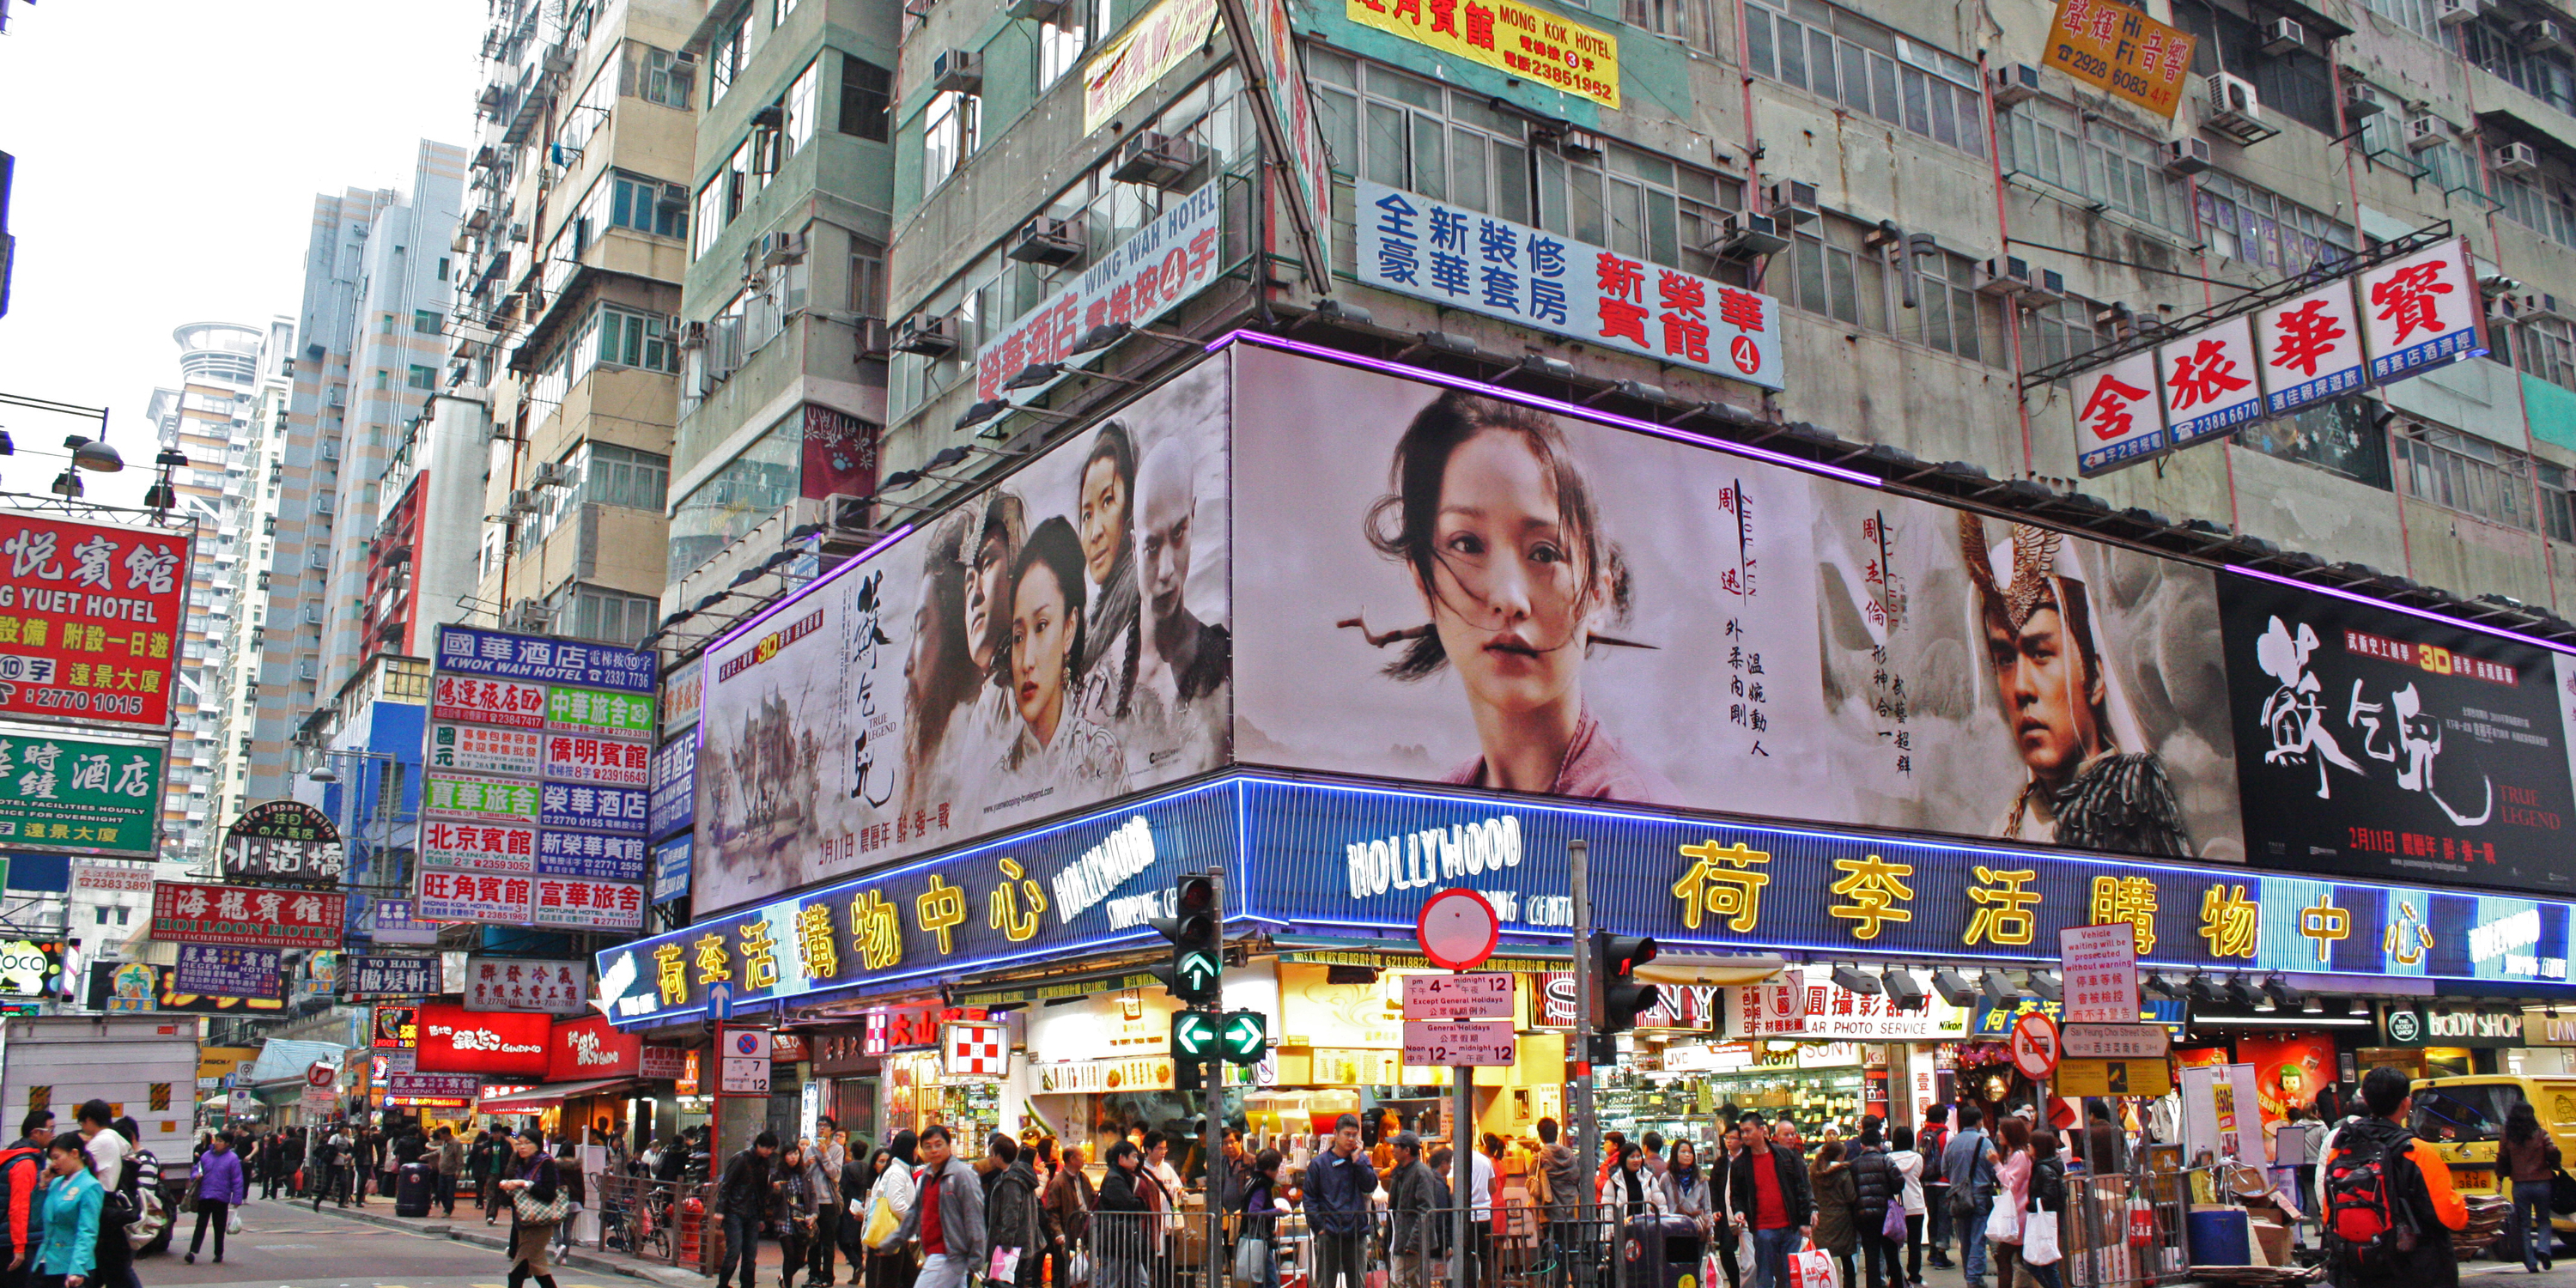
[1219,1011,1268,1063]
[1171,1011,1218,1060]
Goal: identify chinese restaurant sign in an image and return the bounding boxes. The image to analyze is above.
[151,881,344,950]
[1356,181,1783,391]
[2038,0,2196,118]
[1083,0,1221,132]
[971,180,1224,404]
[0,732,161,856]
[0,513,191,729]
[413,1002,551,1078]
[1345,0,1619,109]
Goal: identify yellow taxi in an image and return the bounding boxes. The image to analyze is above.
[2409,1076,2576,1247]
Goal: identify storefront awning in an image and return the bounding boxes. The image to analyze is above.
[478,1078,639,1115]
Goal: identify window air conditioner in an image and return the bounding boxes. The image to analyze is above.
[2436,0,2478,24]
[678,320,708,349]
[2202,73,2270,143]
[2496,141,2542,177]
[1111,132,1206,190]
[658,183,690,210]
[1762,180,1819,225]
[1974,257,2034,297]
[858,317,891,357]
[2523,20,2573,53]
[507,489,538,515]
[759,230,808,266]
[933,50,984,94]
[1711,212,1791,258]
[2525,293,2572,322]
[2403,114,2448,150]
[2261,18,2305,53]
[1991,64,2044,106]
[1006,216,1084,266]
[1012,0,1068,21]
[894,312,959,357]
[529,462,571,488]
[2164,137,2214,173]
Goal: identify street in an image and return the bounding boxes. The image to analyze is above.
[137,1205,622,1288]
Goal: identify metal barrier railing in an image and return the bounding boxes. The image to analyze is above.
[590,1173,719,1274]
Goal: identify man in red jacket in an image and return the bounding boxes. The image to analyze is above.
[0,1109,55,1288]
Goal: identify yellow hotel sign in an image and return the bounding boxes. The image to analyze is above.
[1084,0,1223,133]
[2039,0,2197,118]
[1346,0,1619,109]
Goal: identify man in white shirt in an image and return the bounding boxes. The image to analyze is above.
[76,1100,127,1188]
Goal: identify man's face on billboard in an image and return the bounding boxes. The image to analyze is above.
[966,532,1008,671]
[1985,602,2101,783]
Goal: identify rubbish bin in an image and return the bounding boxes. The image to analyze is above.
[1620,1215,1704,1288]
[396,1162,435,1218]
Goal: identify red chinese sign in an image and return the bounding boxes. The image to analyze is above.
[2072,349,2169,477]
[414,1002,552,1078]
[150,880,344,949]
[546,1013,642,1081]
[0,513,191,728]
[432,674,548,729]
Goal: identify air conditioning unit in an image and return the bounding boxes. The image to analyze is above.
[1006,216,1083,265]
[2525,293,2573,322]
[658,183,690,210]
[1762,179,1819,225]
[325,386,346,409]
[2404,114,2448,150]
[464,208,492,232]
[301,605,324,625]
[1558,129,1604,158]
[2437,0,2479,23]
[2023,267,2068,303]
[1975,256,2034,297]
[755,230,808,266]
[895,312,958,356]
[319,439,341,461]
[2165,137,2215,173]
[507,222,529,243]
[2261,17,2305,53]
[2203,73,2270,143]
[2496,140,2542,176]
[1710,211,1792,258]
[529,462,571,488]
[2524,19,2573,53]
[1991,63,2044,106]
[678,320,708,349]
[750,103,786,131]
[502,598,553,632]
[2488,292,2523,324]
[315,494,336,515]
[1111,131,1206,189]
[1011,0,1067,20]
[507,489,539,515]
[857,317,891,357]
[933,49,983,94]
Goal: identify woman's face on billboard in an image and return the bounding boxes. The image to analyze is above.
[1078,458,1128,586]
[1011,559,1076,743]
[1420,428,1587,718]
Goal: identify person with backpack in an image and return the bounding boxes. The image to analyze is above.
[1940,1107,1998,1288]
[0,1109,53,1288]
[2503,1102,2559,1273]
[2324,1066,2465,1288]
[1917,1108,1953,1271]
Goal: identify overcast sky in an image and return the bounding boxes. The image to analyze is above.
[0,1,486,507]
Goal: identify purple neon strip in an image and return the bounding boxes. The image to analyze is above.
[1206,330,1884,488]
[697,522,916,662]
[2227,563,2576,658]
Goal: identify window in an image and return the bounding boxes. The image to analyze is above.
[598,306,676,373]
[437,257,450,281]
[1782,213,2006,366]
[2231,396,2392,489]
[841,56,891,140]
[710,10,748,104]
[694,178,726,258]
[583,442,672,512]
[2494,166,2576,252]
[641,46,695,109]
[2411,1082,2523,1144]
[924,89,979,190]
[2360,0,2442,39]
[563,585,659,646]
[1039,15,1088,87]
[2177,2,2337,136]
[2542,461,2576,544]
[1742,0,1986,158]
[852,240,888,318]
[559,62,616,160]
[2196,173,2355,277]
[783,60,819,163]
[412,309,443,335]
[775,0,802,21]
[2464,16,2576,117]
[1622,0,1714,52]
[608,172,689,239]
[2001,99,2191,234]
[407,365,435,391]
[2522,316,2576,392]
[2396,422,2537,530]
[373,369,389,390]
[726,137,757,220]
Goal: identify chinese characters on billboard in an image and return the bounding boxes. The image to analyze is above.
[0,513,191,728]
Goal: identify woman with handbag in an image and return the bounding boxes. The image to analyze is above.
[2016,1134,2065,1288]
[1984,1119,2032,1288]
[864,1132,921,1288]
[2505,1103,2561,1273]
[1234,1151,1290,1288]
[497,1129,566,1288]
[184,1132,246,1265]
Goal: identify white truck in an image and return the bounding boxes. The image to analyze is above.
[0,1014,200,1255]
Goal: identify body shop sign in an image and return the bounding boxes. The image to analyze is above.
[0,513,191,728]
[413,1002,551,1078]
[152,882,344,949]
[1356,180,1783,392]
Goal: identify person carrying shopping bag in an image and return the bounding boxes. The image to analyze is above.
[185,1132,246,1265]
[1731,1115,1814,1288]
[497,1129,568,1288]
[1233,1151,1291,1288]
[2017,1134,2066,1288]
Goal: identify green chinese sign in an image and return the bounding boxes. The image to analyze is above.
[0,733,161,856]
[545,685,655,740]
[422,770,540,824]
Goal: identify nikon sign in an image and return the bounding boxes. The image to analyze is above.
[2385,1003,2524,1048]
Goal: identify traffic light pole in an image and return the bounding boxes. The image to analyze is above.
[1571,838,1596,1187]
[1453,1046,1473,1288]
[1205,866,1226,1288]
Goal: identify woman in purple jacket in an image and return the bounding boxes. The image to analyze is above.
[185,1131,248,1264]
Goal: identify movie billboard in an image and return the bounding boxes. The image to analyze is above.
[2222,576,2576,893]
[690,357,1233,913]
[1230,345,2244,862]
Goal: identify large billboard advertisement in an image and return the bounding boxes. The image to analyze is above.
[0,513,191,730]
[1230,344,2244,864]
[691,357,1233,914]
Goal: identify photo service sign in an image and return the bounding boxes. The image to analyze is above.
[223,800,343,882]
[152,882,344,949]
[0,513,191,728]
[0,732,161,857]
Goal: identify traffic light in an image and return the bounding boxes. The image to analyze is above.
[1218,1010,1267,1064]
[1595,931,1660,1033]
[1149,872,1223,1004]
[1171,1011,1218,1060]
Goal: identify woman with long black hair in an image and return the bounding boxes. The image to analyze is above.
[495,1129,562,1288]
[864,1132,920,1288]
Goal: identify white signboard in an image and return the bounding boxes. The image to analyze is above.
[2158,313,2263,448]
[971,180,1226,404]
[2057,922,2142,1025]
[1356,179,1786,391]
[463,956,592,1015]
[2061,1023,2172,1060]
[2255,280,2366,415]
[2073,349,2168,477]
[1401,1018,1518,1066]
[720,1055,770,1095]
[426,722,543,777]
[70,862,154,895]
[2357,236,2487,382]
[1402,971,1515,1019]
[301,1087,340,1118]
[2180,1061,2262,1165]
[1726,969,1969,1040]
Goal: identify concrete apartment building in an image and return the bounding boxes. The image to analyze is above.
[811,0,2576,644]
[453,0,706,649]
[144,316,298,867]
[246,142,467,810]
[654,0,902,625]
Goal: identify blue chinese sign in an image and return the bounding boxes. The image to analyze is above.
[434,625,656,694]
[340,954,439,999]
[648,738,695,841]
[652,835,691,907]
[1971,996,2186,1038]
[539,782,647,835]
[173,944,283,1000]
[539,829,648,882]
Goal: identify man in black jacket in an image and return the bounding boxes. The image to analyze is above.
[714,1131,780,1288]
[1849,1123,1900,1288]
[1730,1115,1814,1288]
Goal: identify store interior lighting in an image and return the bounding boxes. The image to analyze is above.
[2024,970,2062,1002]
[2302,994,2324,1014]
[1931,969,1979,1006]
[1978,969,2014,999]
[2348,997,2369,1017]
[1830,964,1884,995]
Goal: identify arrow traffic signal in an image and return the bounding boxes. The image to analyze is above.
[1218,1010,1267,1064]
[1170,1011,1218,1060]
[1595,931,1661,1034]
[1148,872,1224,1005]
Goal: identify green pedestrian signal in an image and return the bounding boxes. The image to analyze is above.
[1171,1010,1218,1059]
[1218,1011,1267,1063]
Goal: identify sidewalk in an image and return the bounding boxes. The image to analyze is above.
[296,1192,719,1287]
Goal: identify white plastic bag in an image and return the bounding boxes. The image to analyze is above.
[1985,1199,2020,1245]
[2022,1205,2060,1267]
[1789,1239,1838,1288]
[228,1206,243,1235]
